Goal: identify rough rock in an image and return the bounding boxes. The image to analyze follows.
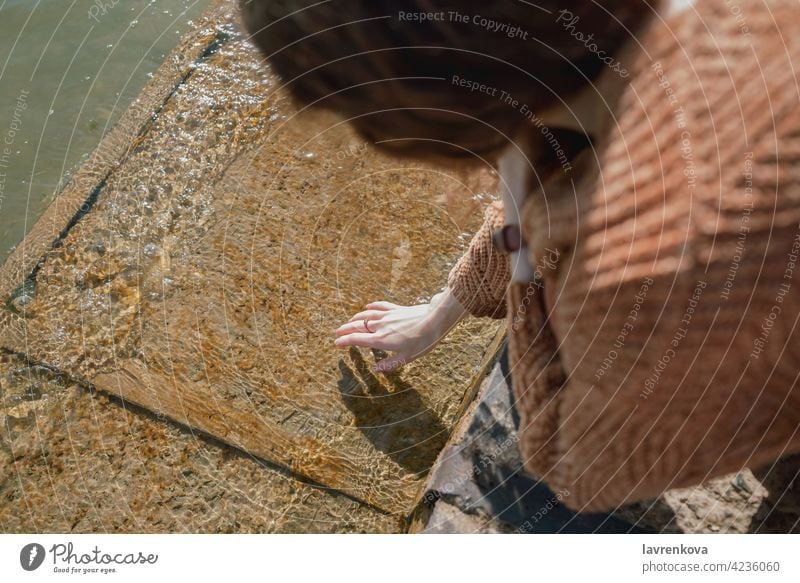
[415,347,800,534]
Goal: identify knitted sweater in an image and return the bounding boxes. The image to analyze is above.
[447,0,800,511]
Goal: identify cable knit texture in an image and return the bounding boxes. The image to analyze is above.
[450,0,800,511]
[447,200,509,318]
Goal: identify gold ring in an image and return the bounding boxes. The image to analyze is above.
[363,319,372,333]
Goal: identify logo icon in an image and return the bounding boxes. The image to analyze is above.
[20,543,46,571]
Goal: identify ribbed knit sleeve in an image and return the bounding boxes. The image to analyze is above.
[446,201,510,319]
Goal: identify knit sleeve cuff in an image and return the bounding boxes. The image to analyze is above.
[447,201,510,319]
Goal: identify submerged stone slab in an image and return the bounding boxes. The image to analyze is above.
[0,352,398,533]
[0,1,501,514]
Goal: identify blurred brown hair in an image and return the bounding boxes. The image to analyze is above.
[240,0,653,162]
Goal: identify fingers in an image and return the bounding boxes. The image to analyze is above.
[334,333,388,350]
[339,301,402,335]
[335,320,372,337]
[366,301,400,311]
[375,354,409,373]
[346,309,384,324]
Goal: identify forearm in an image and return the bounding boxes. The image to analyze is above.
[447,200,511,319]
[426,288,470,337]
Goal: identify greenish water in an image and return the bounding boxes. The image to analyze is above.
[0,0,209,259]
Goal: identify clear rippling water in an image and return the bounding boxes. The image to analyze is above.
[0,0,209,259]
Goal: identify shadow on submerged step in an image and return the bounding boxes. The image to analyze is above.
[337,347,449,477]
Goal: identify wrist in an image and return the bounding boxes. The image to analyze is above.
[426,287,468,336]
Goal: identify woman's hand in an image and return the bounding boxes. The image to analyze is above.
[334,288,468,372]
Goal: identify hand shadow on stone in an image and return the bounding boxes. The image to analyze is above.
[337,347,448,477]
